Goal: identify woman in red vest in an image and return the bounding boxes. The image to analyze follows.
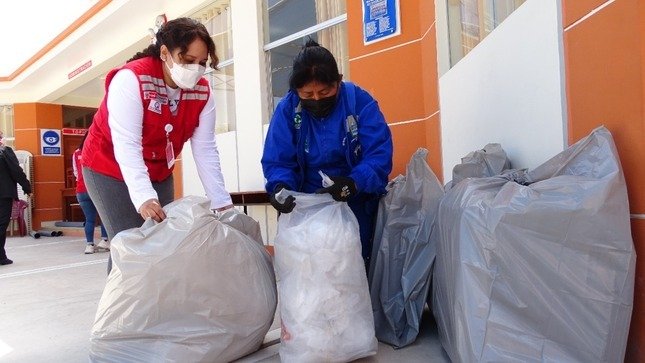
[82,18,233,271]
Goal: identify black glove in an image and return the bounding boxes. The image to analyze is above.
[269,183,296,214]
[315,176,357,202]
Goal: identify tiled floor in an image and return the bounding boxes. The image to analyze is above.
[0,234,448,362]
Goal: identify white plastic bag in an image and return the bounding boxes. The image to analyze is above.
[274,192,378,363]
[89,196,277,363]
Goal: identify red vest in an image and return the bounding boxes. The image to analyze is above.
[82,57,209,182]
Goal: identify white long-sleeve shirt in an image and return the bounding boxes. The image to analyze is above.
[107,69,232,211]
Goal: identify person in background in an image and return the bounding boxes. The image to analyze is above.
[72,133,109,254]
[261,39,393,267]
[81,17,233,271]
[0,130,32,265]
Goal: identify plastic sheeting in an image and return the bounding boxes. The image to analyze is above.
[215,207,264,244]
[432,127,636,362]
[274,191,378,363]
[449,143,511,189]
[368,148,444,348]
[89,197,277,363]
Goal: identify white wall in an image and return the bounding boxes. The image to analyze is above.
[230,0,269,191]
[211,73,236,133]
[438,0,567,182]
[183,130,239,196]
[183,1,278,244]
[183,129,280,244]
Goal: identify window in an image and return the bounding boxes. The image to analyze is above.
[264,0,348,116]
[206,64,235,134]
[62,105,96,128]
[0,105,14,147]
[194,2,235,134]
[267,23,349,108]
[266,0,346,42]
[447,0,526,66]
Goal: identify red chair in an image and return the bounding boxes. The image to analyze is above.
[8,200,28,237]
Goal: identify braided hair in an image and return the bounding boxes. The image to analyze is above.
[128,17,218,69]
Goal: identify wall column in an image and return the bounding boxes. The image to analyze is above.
[230,0,269,191]
[13,103,65,230]
[562,0,645,360]
[346,0,442,179]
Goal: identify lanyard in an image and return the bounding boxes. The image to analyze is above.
[164,123,175,169]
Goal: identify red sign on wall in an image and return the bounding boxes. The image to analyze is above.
[68,60,92,79]
[62,128,87,136]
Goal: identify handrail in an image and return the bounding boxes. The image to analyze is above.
[230,191,270,215]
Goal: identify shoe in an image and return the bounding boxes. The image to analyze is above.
[0,258,13,265]
[84,244,95,254]
[96,240,110,252]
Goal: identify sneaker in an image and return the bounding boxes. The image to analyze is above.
[0,258,13,265]
[84,244,95,254]
[96,240,110,252]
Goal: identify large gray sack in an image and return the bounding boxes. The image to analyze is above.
[368,148,444,348]
[433,126,635,362]
[90,196,277,363]
[449,143,510,189]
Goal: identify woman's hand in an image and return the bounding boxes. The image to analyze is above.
[270,183,296,214]
[139,199,166,222]
[315,176,357,202]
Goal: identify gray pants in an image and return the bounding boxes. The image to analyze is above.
[82,167,174,272]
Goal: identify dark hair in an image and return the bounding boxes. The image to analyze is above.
[78,131,89,151]
[288,39,341,90]
[128,17,218,69]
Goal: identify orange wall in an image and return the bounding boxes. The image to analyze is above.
[173,157,183,200]
[13,101,183,228]
[347,0,442,180]
[13,103,65,229]
[562,0,645,360]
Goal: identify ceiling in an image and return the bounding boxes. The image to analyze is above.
[0,0,229,107]
[0,0,98,77]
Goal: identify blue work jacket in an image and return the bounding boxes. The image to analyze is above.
[261,82,393,197]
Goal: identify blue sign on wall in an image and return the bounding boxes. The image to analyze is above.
[362,0,401,45]
[40,129,61,156]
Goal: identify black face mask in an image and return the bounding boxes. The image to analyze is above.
[300,94,337,119]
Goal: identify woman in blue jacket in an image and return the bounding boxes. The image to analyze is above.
[261,40,393,264]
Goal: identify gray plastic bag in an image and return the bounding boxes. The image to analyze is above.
[449,143,511,189]
[90,196,277,363]
[368,148,444,348]
[215,207,264,244]
[432,127,635,362]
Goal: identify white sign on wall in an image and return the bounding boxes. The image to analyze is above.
[40,129,61,156]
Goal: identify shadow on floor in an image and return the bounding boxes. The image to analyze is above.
[236,306,450,363]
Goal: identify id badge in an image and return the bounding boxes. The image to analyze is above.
[148,99,162,114]
[165,140,175,169]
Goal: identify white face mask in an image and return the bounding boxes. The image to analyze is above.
[165,55,205,90]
